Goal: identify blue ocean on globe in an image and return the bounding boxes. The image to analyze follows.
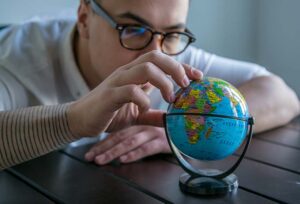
[165,77,250,161]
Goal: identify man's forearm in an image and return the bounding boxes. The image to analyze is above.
[0,104,78,170]
[238,75,300,133]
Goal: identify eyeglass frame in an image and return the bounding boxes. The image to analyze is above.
[86,0,196,55]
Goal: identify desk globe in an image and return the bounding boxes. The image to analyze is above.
[164,77,254,195]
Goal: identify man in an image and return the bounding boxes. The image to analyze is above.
[0,0,299,169]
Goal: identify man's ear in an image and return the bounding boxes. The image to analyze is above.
[77,0,90,39]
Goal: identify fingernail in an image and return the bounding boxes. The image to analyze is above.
[120,155,127,162]
[96,155,106,164]
[182,75,190,87]
[192,69,202,78]
[169,93,176,103]
[85,152,94,161]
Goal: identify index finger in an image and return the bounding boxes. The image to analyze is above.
[121,51,192,88]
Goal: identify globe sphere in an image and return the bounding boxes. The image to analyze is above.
[165,77,250,161]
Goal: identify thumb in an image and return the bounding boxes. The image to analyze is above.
[137,109,165,127]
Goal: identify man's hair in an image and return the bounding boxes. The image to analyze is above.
[84,0,101,3]
[85,0,188,5]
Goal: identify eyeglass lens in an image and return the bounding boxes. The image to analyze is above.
[120,26,191,55]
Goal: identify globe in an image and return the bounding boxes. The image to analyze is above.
[165,77,250,161]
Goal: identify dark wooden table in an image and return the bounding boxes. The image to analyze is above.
[2,116,300,203]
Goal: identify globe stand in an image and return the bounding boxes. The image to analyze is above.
[164,114,254,196]
[179,171,238,196]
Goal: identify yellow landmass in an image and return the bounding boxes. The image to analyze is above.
[190,89,200,98]
[207,90,221,104]
[205,127,212,139]
[189,134,199,144]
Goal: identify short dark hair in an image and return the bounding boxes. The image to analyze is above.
[85,0,101,3]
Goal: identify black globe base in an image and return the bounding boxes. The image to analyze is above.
[179,171,238,196]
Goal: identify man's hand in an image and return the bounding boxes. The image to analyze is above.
[85,126,170,165]
[68,51,203,138]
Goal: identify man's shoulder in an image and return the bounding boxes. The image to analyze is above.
[0,16,77,95]
[0,15,76,68]
[16,16,76,41]
[1,13,76,45]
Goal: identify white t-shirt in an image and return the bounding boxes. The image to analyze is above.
[0,17,271,111]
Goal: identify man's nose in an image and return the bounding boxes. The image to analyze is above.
[144,34,163,53]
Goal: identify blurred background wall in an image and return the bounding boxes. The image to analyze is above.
[0,0,299,96]
[188,0,300,96]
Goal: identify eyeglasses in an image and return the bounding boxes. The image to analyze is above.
[87,0,196,55]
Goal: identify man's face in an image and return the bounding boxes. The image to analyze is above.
[79,0,189,86]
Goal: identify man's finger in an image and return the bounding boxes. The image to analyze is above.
[121,51,189,88]
[119,139,166,163]
[137,109,165,127]
[85,131,128,161]
[182,63,203,80]
[93,131,156,165]
[111,62,175,103]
